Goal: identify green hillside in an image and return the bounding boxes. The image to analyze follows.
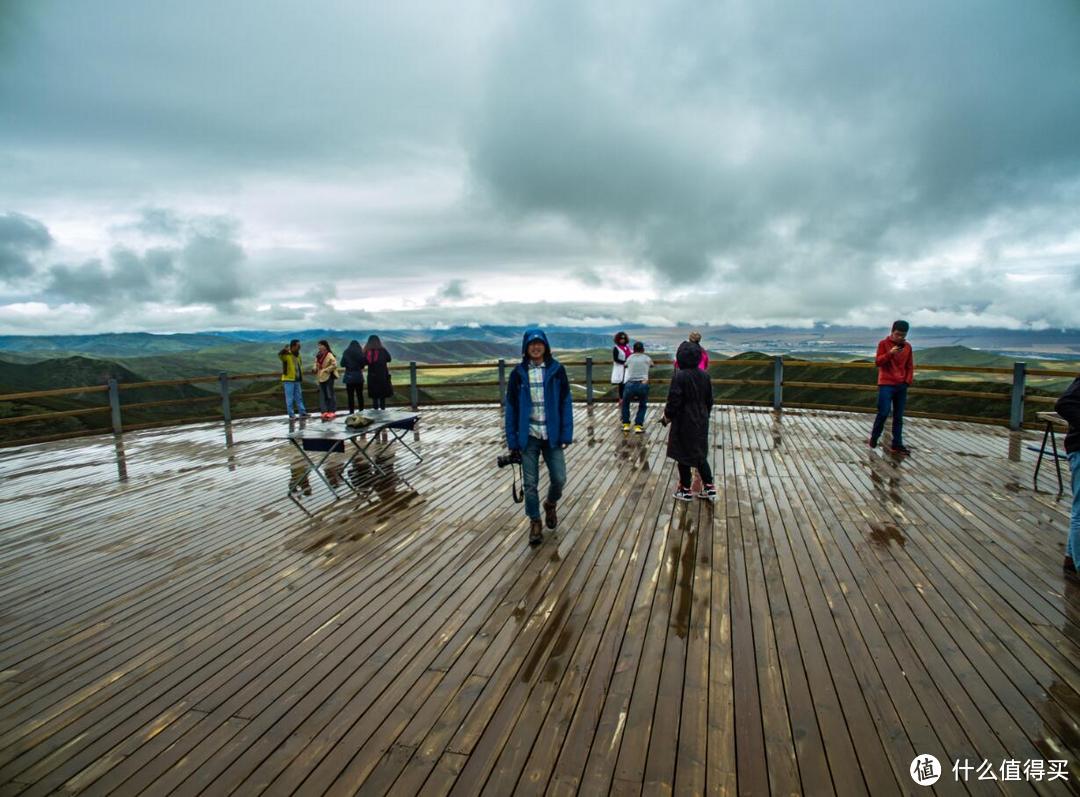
[0,356,215,443]
[918,346,1015,367]
[0,332,231,357]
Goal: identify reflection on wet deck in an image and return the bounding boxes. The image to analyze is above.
[1,405,1078,795]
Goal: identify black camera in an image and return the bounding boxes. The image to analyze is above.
[497,450,522,468]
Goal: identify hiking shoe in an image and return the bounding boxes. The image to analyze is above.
[543,500,558,530]
[529,519,543,546]
[890,444,911,455]
[634,424,644,434]
[698,484,717,501]
[673,487,694,502]
[622,423,631,432]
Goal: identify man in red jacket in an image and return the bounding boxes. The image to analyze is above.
[869,320,914,454]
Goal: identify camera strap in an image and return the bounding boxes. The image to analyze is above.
[511,462,524,503]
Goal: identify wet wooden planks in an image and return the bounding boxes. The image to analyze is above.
[1,404,1078,795]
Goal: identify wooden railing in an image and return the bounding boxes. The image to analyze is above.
[1,355,1074,447]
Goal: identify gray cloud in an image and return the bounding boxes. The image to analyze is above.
[176,220,250,307]
[41,211,250,313]
[0,0,492,179]
[468,0,1080,288]
[0,211,52,280]
[43,259,111,304]
[427,279,472,305]
[44,247,176,305]
[132,207,183,237]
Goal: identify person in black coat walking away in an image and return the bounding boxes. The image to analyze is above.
[364,334,393,410]
[340,339,366,414]
[1056,375,1080,582]
[663,341,715,501]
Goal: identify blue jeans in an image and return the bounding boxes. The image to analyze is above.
[621,382,649,425]
[318,377,336,413]
[871,383,908,446]
[1068,452,1080,562]
[283,381,306,417]
[521,435,567,520]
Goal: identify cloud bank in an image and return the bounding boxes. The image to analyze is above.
[0,0,1079,334]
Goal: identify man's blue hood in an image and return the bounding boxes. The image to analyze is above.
[521,328,551,359]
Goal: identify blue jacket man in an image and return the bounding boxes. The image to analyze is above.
[504,328,573,545]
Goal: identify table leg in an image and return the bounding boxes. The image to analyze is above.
[1034,421,1051,491]
[288,439,343,499]
[1050,425,1064,498]
[387,425,424,463]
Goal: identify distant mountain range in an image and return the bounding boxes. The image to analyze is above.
[1,324,1077,361]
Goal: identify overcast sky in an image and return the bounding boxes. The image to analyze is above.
[1,0,1079,335]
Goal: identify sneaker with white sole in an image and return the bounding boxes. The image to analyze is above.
[634,424,644,434]
[673,487,694,502]
[698,484,717,500]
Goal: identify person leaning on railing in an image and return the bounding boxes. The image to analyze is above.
[278,339,308,420]
[1056,374,1080,582]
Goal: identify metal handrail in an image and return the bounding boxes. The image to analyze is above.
[2,352,1073,446]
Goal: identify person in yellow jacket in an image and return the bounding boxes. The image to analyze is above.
[278,339,308,419]
[313,339,339,418]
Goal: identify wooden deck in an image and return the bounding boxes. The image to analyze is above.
[1,404,1078,796]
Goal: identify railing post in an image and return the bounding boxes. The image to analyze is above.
[498,359,507,406]
[107,377,122,434]
[772,355,783,412]
[219,371,232,425]
[1010,361,1026,430]
[585,357,594,405]
[409,361,418,410]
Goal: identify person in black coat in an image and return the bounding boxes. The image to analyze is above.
[663,341,715,500]
[340,339,366,413]
[1056,376,1080,580]
[364,334,393,410]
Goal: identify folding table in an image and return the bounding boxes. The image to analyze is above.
[283,410,421,513]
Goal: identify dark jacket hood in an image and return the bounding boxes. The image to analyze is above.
[341,340,364,367]
[521,328,552,361]
[676,341,703,370]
